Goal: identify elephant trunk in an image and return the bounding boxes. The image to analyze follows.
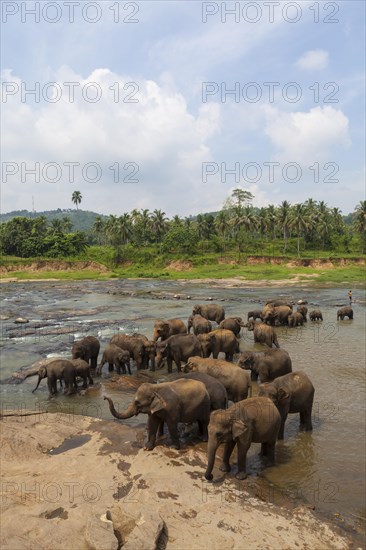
[104,397,137,419]
[205,439,219,480]
[32,376,42,393]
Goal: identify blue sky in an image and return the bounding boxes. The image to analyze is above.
[1,1,365,216]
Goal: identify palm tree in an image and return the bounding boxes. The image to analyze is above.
[93,216,105,245]
[62,216,73,233]
[150,209,168,243]
[353,200,366,254]
[71,191,82,210]
[289,204,311,257]
[277,201,291,253]
[50,219,63,234]
[215,210,229,240]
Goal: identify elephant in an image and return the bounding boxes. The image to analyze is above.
[110,334,145,370]
[71,336,100,370]
[32,359,77,397]
[198,329,239,361]
[265,299,293,308]
[287,311,305,328]
[70,358,94,388]
[262,305,292,326]
[97,344,131,375]
[247,310,263,322]
[192,304,225,324]
[184,356,252,403]
[296,305,308,322]
[238,349,292,383]
[152,319,187,342]
[131,334,156,370]
[309,309,323,321]
[156,334,202,373]
[167,372,228,410]
[187,315,212,335]
[246,321,280,348]
[204,397,281,481]
[219,317,245,337]
[258,371,315,440]
[337,306,353,320]
[104,378,211,450]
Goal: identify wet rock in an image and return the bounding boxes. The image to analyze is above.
[14,317,29,324]
[85,513,119,550]
[122,509,165,550]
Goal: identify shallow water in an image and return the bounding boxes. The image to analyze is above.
[1,279,365,538]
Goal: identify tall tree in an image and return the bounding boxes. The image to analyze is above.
[353,200,366,254]
[277,201,291,253]
[71,191,82,210]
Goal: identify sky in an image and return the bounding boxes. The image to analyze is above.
[1,0,365,217]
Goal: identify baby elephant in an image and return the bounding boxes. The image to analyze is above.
[258,371,315,440]
[97,344,131,375]
[70,358,94,388]
[205,397,281,481]
[287,311,305,328]
[32,359,77,397]
[309,309,323,321]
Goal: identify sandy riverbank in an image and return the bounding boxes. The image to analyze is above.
[0,413,356,550]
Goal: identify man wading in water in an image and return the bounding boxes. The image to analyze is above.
[348,290,352,304]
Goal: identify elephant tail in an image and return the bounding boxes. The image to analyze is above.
[32,376,42,393]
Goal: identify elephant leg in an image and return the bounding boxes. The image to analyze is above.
[88,373,94,385]
[157,419,164,438]
[278,413,287,440]
[126,363,132,376]
[300,409,313,431]
[167,356,173,374]
[165,418,180,450]
[145,415,161,451]
[236,440,251,479]
[175,359,182,372]
[197,420,208,441]
[220,440,235,472]
[108,362,114,372]
[81,374,88,389]
[212,350,219,359]
[261,441,276,465]
[150,357,155,372]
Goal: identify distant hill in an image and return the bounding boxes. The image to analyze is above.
[0,209,107,233]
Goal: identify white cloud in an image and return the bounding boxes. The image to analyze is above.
[263,105,350,165]
[1,67,222,216]
[295,49,329,71]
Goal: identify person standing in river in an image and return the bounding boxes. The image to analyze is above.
[348,290,352,304]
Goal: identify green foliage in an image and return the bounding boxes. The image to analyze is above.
[162,226,198,253]
[0,217,88,258]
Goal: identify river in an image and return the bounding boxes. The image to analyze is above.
[0,279,365,542]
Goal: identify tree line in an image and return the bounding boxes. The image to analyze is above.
[1,191,365,259]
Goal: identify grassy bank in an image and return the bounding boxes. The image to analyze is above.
[1,247,365,285]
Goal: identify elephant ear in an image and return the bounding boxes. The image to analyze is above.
[150,392,168,414]
[232,419,249,441]
[277,388,290,404]
[39,366,47,378]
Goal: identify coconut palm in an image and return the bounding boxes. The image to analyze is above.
[150,209,168,243]
[289,204,312,257]
[353,200,366,254]
[277,201,291,253]
[93,216,105,245]
[71,191,82,210]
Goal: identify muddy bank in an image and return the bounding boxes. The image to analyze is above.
[0,260,110,273]
[0,413,354,550]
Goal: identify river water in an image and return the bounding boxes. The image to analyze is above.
[1,279,365,541]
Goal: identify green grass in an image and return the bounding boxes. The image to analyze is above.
[1,247,365,286]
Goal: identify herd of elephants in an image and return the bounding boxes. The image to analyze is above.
[31,300,354,481]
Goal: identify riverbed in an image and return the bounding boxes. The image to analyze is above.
[0,279,365,544]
